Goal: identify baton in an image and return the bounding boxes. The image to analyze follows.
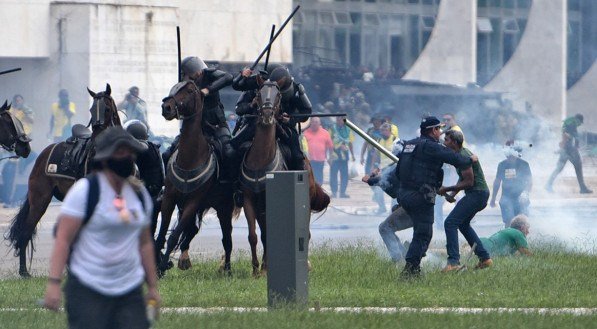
[244,113,346,119]
[344,118,399,163]
[176,26,182,82]
[0,68,21,76]
[263,25,276,73]
[250,5,300,70]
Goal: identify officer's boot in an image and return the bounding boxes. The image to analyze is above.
[216,126,237,184]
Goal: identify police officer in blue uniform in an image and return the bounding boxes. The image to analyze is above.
[397,116,476,277]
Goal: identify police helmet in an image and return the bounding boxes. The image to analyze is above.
[124,120,149,141]
[181,56,207,77]
[269,66,292,90]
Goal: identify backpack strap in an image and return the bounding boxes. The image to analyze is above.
[83,173,100,225]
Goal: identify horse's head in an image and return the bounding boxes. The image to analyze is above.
[255,81,281,126]
[87,83,121,128]
[0,101,31,158]
[161,80,204,121]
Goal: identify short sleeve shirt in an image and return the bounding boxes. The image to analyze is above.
[457,148,489,192]
[496,158,531,197]
[483,228,528,256]
[61,173,152,296]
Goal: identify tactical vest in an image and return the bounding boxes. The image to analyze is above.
[137,141,164,197]
[398,137,444,190]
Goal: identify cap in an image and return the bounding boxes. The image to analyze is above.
[420,116,444,130]
[93,126,148,161]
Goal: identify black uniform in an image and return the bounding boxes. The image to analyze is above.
[397,134,472,276]
[136,141,164,235]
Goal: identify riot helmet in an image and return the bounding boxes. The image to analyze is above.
[269,66,294,100]
[181,56,207,80]
[124,119,149,141]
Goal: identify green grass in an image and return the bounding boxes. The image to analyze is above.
[0,243,595,328]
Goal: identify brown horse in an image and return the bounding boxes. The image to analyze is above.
[0,100,31,159]
[157,80,239,276]
[6,84,121,277]
[240,81,329,276]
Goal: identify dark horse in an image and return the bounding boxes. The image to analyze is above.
[240,81,329,276]
[0,100,31,159]
[6,84,121,277]
[157,80,239,275]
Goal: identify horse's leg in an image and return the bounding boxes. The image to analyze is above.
[156,189,176,253]
[7,161,55,277]
[256,204,267,275]
[160,201,200,275]
[178,214,201,271]
[216,203,234,275]
[243,195,260,277]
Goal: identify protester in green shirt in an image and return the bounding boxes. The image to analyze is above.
[439,130,492,272]
[481,215,532,256]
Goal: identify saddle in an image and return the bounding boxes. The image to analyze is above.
[46,124,93,179]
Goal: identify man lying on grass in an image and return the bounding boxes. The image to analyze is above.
[480,214,532,256]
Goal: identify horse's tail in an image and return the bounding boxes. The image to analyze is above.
[231,207,242,221]
[5,198,36,257]
[310,183,330,213]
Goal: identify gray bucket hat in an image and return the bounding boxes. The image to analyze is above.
[93,126,148,161]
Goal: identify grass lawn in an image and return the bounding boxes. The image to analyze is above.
[0,242,595,328]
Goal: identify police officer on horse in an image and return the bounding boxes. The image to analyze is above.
[162,56,235,182]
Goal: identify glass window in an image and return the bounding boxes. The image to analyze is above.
[335,29,348,63]
[422,0,433,5]
[568,0,581,11]
[478,0,488,7]
[294,12,304,25]
[420,16,435,30]
[503,18,519,33]
[319,12,335,25]
[335,12,352,25]
[489,0,501,7]
[477,17,493,33]
[409,15,420,57]
[517,0,531,8]
[364,13,381,26]
[408,0,419,4]
[350,12,362,25]
[504,0,515,9]
[303,11,316,26]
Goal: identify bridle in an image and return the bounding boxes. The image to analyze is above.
[0,110,30,153]
[162,81,202,121]
[88,93,117,128]
[256,81,282,124]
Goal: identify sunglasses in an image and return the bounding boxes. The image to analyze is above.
[113,195,131,223]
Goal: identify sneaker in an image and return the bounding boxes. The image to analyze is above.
[474,258,493,270]
[339,193,350,198]
[442,264,466,273]
[400,263,421,279]
[580,188,593,194]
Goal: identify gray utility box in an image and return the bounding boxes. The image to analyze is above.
[266,170,310,308]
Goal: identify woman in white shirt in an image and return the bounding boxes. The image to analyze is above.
[43,126,160,329]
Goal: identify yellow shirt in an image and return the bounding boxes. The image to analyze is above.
[378,135,396,168]
[10,108,34,135]
[390,124,399,140]
[51,102,76,137]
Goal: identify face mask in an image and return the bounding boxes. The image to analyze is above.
[106,157,135,178]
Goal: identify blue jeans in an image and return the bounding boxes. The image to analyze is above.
[400,189,434,270]
[329,159,348,195]
[311,161,324,185]
[378,206,413,262]
[499,194,528,227]
[444,190,491,265]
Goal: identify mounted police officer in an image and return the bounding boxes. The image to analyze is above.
[232,65,311,171]
[397,116,476,278]
[162,56,235,182]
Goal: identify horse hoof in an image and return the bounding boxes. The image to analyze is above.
[218,263,232,276]
[178,258,192,271]
[19,270,31,278]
